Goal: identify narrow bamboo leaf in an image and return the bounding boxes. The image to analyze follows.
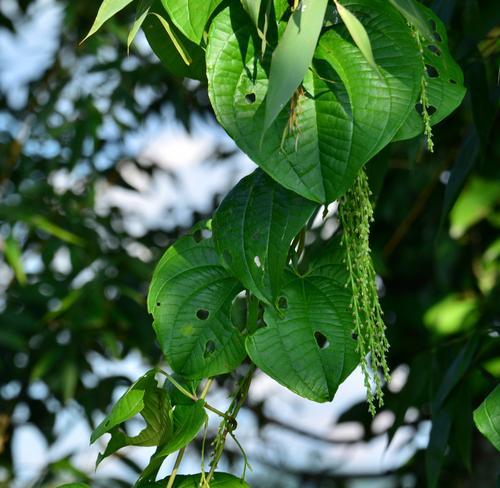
[212,169,317,304]
[474,385,500,451]
[148,226,246,378]
[161,0,222,43]
[246,271,358,402]
[127,0,154,50]
[334,0,377,71]
[29,215,84,245]
[3,236,26,285]
[143,2,206,80]
[388,0,434,40]
[207,0,422,203]
[150,13,192,65]
[263,0,328,133]
[82,0,135,43]
[241,0,262,27]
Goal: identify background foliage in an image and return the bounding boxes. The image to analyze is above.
[0,0,498,486]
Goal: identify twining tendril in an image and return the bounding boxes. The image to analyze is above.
[339,169,390,415]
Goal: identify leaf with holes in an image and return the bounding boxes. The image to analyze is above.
[149,229,246,379]
[474,384,500,451]
[207,0,421,203]
[161,0,222,43]
[143,1,206,80]
[246,272,358,402]
[213,169,317,304]
[139,399,207,482]
[91,370,173,465]
[394,4,466,141]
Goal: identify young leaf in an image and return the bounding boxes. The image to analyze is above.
[388,0,434,40]
[212,169,317,305]
[263,0,329,133]
[148,228,246,379]
[82,0,135,43]
[127,0,154,50]
[334,0,377,71]
[246,271,358,402]
[138,400,207,482]
[91,370,173,465]
[474,384,500,451]
[143,1,206,80]
[207,0,421,203]
[161,0,222,43]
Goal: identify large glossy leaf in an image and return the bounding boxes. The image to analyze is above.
[161,0,222,43]
[212,169,317,304]
[246,272,358,402]
[474,384,500,451]
[143,1,206,80]
[149,230,246,379]
[138,400,207,482]
[91,370,173,465]
[388,0,434,40]
[394,3,466,141]
[263,0,329,132]
[207,0,422,203]
[145,473,250,488]
[82,0,134,42]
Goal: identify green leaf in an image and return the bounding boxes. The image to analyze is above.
[82,0,135,42]
[161,0,222,43]
[394,3,466,142]
[58,484,91,488]
[474,385,500,451]
[246,271,358,402]
[91,370,173,465]
[241,0,262,27]
[3,235,26,285]
[127,0,154,50]
[29,215,84,246]
[334,1,377,71]
[388,0,434,40]
[207,0,422,202]
[146,473,250,488]
[143,1,206,80]
[149,228,246,378]
[263,0,328,133]
[212,169,317,304]
[138,400,207,482]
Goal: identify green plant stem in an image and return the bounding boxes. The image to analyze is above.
[166,447,186,488]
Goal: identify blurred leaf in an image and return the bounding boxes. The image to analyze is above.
[3,236,26,285]
[474,384,500,451]
[82,0,135,42]
[449,177,500,238]
[148,473,250,487]
[388,0,434,40]
[29,215,84,246]
[334,0,377,70]
[263,0,328,133]
[450,383,473,470]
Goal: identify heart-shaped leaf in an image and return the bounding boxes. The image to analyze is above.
[207,0,422,203]
[161,0,223,43]
[149,229,246,379]
[394,3,466,141]
[212,169,317,304]
[91,370,173,465]
[246,271,358,402]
